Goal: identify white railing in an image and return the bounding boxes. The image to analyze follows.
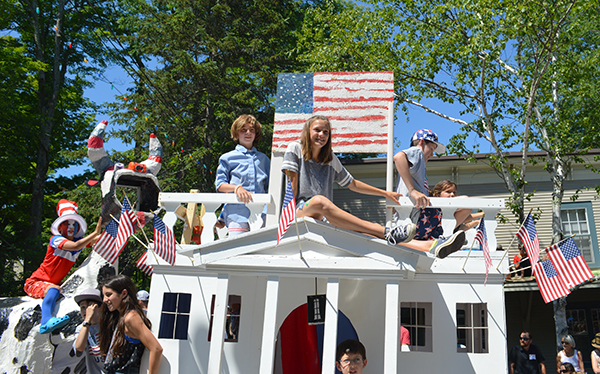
[159,192,504,251]
[389,197,505,251]
[159,192,273,245]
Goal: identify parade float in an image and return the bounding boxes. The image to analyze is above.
[0,71,508,374]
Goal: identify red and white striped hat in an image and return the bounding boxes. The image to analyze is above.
[50,199,87,237]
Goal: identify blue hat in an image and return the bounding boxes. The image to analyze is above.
[411,129,446,154]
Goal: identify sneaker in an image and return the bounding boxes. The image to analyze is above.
[385,223,417,245]
[430,231,466,258]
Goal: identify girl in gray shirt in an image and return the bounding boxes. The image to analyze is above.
[281,115,416,244]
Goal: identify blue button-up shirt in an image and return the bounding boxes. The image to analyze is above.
[215,144,270,223]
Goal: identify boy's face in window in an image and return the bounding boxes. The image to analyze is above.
[336,352,367,374]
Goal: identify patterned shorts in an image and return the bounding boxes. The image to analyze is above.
[414,208,444,240]
[24,278,57,299]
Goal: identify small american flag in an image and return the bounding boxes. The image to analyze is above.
[533,260,570,303]
[153,214,176,266]
[516,213,540,265]
[94,219,119,264]
[546,237,593,288]
[115,198,136,255]
[273,71,394,153]
[474,219,492,285]
[136,251,153,276]
[277,179,297,245]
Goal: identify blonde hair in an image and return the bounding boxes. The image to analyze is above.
[300,115,333,164]
[431,180,457,197]
[230,115,262,146]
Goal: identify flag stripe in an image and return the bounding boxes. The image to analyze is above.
[274,71,393,153]
[154,215,177,266]
[474,219,492,284]
[546,237,593,288]
[516,213,540,266]
[277,179,297,245]
[136,251,153,276]
[533,260,570,303]
[115,198,136,256]
[94,219,119,264]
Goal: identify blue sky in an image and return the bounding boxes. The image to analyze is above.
[58,65,489,178]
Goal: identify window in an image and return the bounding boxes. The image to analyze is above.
[567,308,588,336]
[208,295,241,342]
[400,302,432,352]
[158,292,191,340]
[591,308,600,334]
[456,303,488,353]
[561,202,599,267]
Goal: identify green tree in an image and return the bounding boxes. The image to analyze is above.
[105,0,308,198]
[1,0,121,293]
[72,0,313,277]
[297,0,600,347]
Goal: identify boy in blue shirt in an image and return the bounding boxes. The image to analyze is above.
[215,115,270,236]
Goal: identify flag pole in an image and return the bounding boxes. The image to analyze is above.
[123,193,153,247]
[495,207,534,270]
[110,212,160,264]
[295,217,304,260]
[109,214,149,249]
[462,213,484,270]
[544,234,577,253]
[284,171,303,259]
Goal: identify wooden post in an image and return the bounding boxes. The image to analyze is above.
[181,189,200,244]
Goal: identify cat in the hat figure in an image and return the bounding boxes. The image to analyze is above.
[23,200,102,334]
[87,120,162,225]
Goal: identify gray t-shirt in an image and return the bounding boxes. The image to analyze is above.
[395,146,428,196]
[72,323,105,374]
[281,142,353,206]
[395,146,428,223]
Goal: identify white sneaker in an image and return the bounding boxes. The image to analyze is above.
[385,223,417,245]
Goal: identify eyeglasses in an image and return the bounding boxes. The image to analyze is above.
[519,337,530,341]
[339,358,363,366]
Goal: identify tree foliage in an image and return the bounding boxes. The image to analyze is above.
[104,0,309,196]
[0,0,123,294]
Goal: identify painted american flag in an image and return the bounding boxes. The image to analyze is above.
[277,178,297,245]
[115,198,136,255]
[546,237,593,288]
[273,71,394,153]
[153,214,176,266]
[516,213,540,266]
[474,219,492,285]
[94,219,119,264]
[136,251,153,276]
[533,260,570,303]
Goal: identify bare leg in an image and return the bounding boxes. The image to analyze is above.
[398,239,435,253]
[453,208,473,228]
[298,195,386,238]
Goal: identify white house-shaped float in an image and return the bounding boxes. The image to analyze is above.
[142,72,509,374]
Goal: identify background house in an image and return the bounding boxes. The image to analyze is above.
[339,150,600,371]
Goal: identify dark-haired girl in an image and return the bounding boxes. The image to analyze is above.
[99,275,162,374]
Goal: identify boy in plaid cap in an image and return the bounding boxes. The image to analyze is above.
[393,129,466,258]
[24,199,102,334]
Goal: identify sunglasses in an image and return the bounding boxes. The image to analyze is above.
[519,337,530,341]
[560,370,572,373]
